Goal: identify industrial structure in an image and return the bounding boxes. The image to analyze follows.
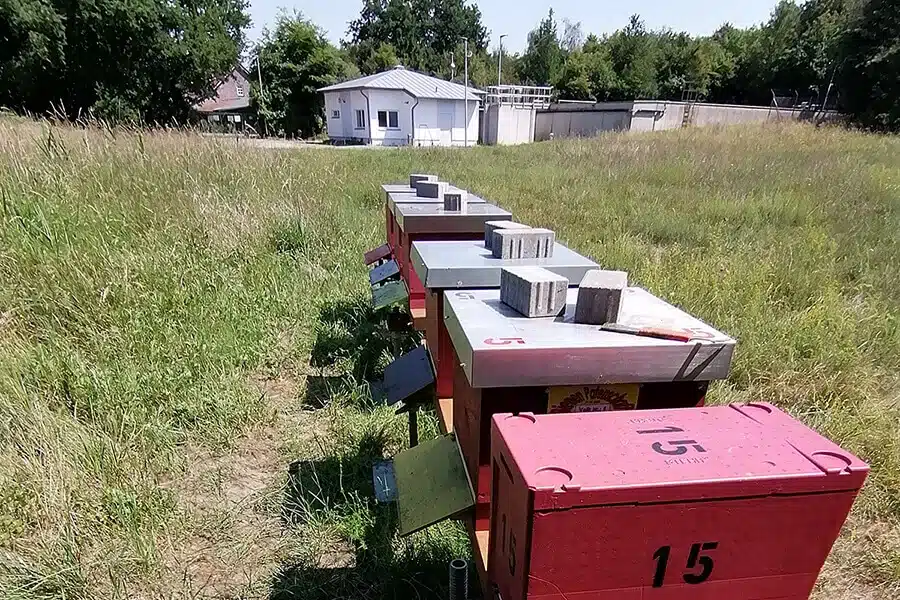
[480,85,552,145]
[361,174,867,600]
[319,66,483,147]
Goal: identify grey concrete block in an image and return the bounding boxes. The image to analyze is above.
[409,173,437,187]
[443,190,468,211]
[491,228,556,259]
[574,269,628,325]
[500,267,569,317]
[484,220,530,248]
[415,180,448,198]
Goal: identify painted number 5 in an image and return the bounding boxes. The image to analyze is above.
[483,337,525,345]
[652,542,719,588]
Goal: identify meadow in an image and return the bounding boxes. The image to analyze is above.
[0,118,898,600]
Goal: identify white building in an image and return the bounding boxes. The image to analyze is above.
[319,66,483,147]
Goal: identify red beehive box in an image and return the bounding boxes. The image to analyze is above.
[489,403,868,600]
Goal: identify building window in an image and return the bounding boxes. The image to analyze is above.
[332,110,341,119]
[378,110,399,129]
[236,84,244,97]
[355,109,365,129]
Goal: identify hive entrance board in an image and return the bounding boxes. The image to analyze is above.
[394,433,475,536]
[443,287,736,388]
[410,240,599,289]
[372,280,408,310]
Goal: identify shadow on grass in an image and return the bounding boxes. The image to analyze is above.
[309,295,420,383]
[272,431,466,600]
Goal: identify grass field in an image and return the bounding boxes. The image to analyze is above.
[0,118,898,600]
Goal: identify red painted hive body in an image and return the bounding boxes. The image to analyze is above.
[488,404,868,600]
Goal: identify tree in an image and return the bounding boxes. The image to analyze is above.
[0,0,249,122]
[607,15,658,99]
[839,0,900,130]
[346,0,487,75]
[519,8,565,85]
[562,19,585,53]
[255,12,354,138]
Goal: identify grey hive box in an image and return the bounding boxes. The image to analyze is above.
[443,286,736,388]
[409,173,437,187]
[500,267,569,317]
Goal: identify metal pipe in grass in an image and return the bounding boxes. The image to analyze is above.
[449,558,468,600]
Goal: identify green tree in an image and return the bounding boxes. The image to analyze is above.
[256,12,354,138]
[519,8,565,85]
[839,0,900,130]
[346,0,487,75]
[607,15,658,99]
[0,0,248,122]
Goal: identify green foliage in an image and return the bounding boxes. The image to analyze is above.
[839,0,900,130]
[255,12,354,138]
[346,0,488,76]
[0,0,249,122]
[519,9,565,85]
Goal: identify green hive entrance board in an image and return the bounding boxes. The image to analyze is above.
[372,280,408,310]
[394,433,475,536]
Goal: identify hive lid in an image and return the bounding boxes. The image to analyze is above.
[444,286,736,387]
[386,189,487,214]
[493,403,868,510]
[394,203,512,234]
[410,240,598,289]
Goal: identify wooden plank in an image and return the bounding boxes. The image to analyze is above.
[411,306,427,331]
[437,397,454,434]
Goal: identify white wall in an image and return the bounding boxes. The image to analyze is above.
[483,105,536,145]
[323,89,480,146]
[324,90,370,142]
[411,97,480,147]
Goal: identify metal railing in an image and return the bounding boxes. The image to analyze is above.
[485,85,553,108]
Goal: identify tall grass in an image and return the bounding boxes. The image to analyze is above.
[0,119,898,598]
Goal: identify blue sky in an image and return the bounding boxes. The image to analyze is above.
[246,1,782,51]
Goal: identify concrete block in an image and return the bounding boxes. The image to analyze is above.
[484,220,531,248]
[491,228,556,259]
[500,266,569,317]
[409,173,437,187]
[415,180,448,198]
[574,269,628,325]
[442,190,468,211]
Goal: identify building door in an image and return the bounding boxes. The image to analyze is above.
[340,92,353,138]
[438,101,454,146]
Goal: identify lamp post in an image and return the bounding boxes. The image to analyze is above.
[462,37,471,147]
[253,51,268,137]
[498,34,508,90]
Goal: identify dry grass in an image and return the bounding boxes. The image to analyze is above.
[0,118,898,599]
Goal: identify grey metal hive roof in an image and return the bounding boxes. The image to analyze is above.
[319,66,484,101]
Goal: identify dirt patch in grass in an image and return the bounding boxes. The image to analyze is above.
[152,369,332,599]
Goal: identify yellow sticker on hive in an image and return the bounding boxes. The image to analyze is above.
[547,384,639,414]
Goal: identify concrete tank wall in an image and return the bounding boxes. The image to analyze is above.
[534,100,835,140]
[535,104,630,141]
[483,104,536,145]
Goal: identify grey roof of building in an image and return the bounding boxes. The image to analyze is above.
[319,66,484,101]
